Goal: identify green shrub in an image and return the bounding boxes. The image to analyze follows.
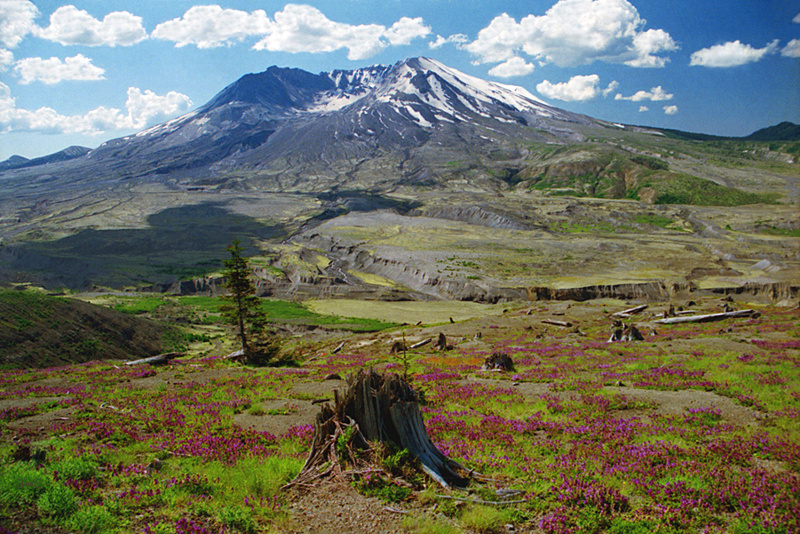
[69,505,117,534]
[0,462,52,507]
[38,484,77,519]
[401,514,463,534]
[52,457,98,480]
[460,504,511,533]
[218,505,256,533]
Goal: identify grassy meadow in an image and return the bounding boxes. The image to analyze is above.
[1,294,798,533]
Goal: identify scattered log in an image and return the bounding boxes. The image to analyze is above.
[482,352,515,372]
[125,352,185,366]
[434,494,527,506]
[287,370,473,489]
[655,309,759,325]
[612,304,648,318]
[332,342,345,354]
[542,319,572,328]
[409,338,431,350]
[223,349,244,361]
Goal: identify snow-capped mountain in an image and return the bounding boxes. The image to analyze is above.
[3,57,598,191]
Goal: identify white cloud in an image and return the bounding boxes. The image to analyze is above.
[488,56,534,77]
[602,80,619,97]
[0,48,13,70]
[536,74,602,101]
[466,0,676,69]
[36,5,146,47]
[154,5,427,60]
[638,105,649,112]
[123,87,192,130]
[384,17,430,46]
[151,5,271,49]
[253,5,386,60]
[0,0,38,48]
[794,12,800,23]
[626,29,677,67]
[689,39,779,67]
[663,105,678,115]
[615,85,673,101]
[14,54,105,84]
[429,33,468,49]
[0,83,191,134]
[782,39,800,58]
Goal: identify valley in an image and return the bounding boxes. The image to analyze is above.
[0,56,798,533]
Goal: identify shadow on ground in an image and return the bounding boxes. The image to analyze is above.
[0,203,283,289]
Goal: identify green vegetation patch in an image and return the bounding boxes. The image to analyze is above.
[0,290,177,369]
[633,173,775,206]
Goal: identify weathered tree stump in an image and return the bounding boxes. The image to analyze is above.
[435,332,452,351]
[482,352,515,372]
[287,370,472,489]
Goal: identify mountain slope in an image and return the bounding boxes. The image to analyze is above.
[0,146,90,171]
[745,121,800,141]
[1,58,600,189]
[0,290,180,368]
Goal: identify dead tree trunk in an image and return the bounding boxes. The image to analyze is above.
[288,370,472,489]
[654,309,758,324]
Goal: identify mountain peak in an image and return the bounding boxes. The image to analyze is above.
[3,57,596,185]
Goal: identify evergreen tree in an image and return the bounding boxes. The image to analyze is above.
[221,237,278,365]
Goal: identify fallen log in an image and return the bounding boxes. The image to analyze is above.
[409,338,431,350]
[287,370,473,489]
[654,309,759,325]
[542,319,572,328]
[612,304,648,318]
[125,352,184,366]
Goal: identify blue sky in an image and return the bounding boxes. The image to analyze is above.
[1,0,799,160]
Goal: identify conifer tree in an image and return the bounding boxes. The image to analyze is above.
[221,237,276,364]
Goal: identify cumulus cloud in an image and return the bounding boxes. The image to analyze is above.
[627,29,676,67]
[151,5,271,49]
[488,56,534,77]
[602,80,619,97]
[122,87,192,130]
[252,4,386,60]
[615,85,673,101]
[0,48,13,70]
[638,105,649,112]
[466,0,676,69]
[782,39,800,58]
[794,12,800,23]
[690,39,779,67]
[0,0,38,48]
[536,74,604,101]
[429,33,468,49]
[384,17,431,46]
[14,54,105,84]
[0,83,191,134]
[36,5,146,46]
[663,105,678,115]
[154,4,428,60]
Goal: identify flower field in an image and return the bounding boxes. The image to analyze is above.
[1,298,798,533]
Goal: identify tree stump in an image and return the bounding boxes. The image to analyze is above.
[482,352,515,372]
[288,370,472,489]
